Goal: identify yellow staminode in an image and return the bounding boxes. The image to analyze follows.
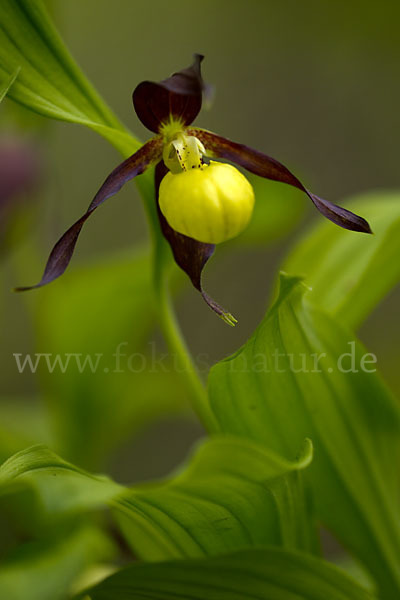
[159,160,255,244]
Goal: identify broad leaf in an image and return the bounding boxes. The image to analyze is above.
[208,275,400,599]
[282,191,400,329]
[0,0,138,156]
[116,436,315,560]
[0,445,123,509]
[0,436,315,561]
[0,525,113,600]
[76,548,375,600]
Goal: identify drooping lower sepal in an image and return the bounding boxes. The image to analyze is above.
[155,162,237,325]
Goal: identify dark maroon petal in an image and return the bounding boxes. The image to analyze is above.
[155,162,237,325]
[133,55,204,133]
[16,137,163,291]
[188,128,372,234]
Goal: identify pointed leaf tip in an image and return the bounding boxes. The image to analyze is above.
[273,272,307,308]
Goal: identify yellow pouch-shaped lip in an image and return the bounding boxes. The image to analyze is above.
[159,161,255,244]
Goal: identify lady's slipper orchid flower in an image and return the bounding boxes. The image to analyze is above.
[17,55,371,325]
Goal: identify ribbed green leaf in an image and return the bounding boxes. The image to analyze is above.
[0,436,314,561]
[282,192,400,329]
[0,0,139,155]
[209,274,400,599]
[116,436,315,560]
[0,445,123,508]
[76,548,375,600]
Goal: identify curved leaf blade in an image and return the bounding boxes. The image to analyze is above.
[208,274,400,598]
[0,0,139,155]
[116,436,315,561]
[76,548,375,600]
[0,436,315,561]
[0,445,124,510]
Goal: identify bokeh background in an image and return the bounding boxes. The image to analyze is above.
[1,0,400,493]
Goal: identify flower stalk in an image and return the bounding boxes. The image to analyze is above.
[154,268,218,433]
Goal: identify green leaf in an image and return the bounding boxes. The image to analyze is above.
[208,274,400,599]
[0,436,314,561]
[0,66,19,103]
[0,0,139,156]
[0,445,123,509]
[116,436,315,560]
[76,548,375,600]
[0,525,113,600]
[282,191,400,329]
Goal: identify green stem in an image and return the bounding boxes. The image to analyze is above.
[155,276,218,434]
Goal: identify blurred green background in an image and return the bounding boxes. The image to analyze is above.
[1,0,400,483]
